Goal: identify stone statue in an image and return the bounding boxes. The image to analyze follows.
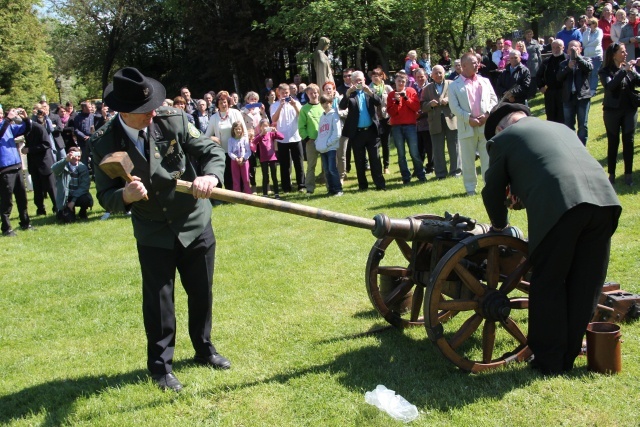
[313,37,334,90]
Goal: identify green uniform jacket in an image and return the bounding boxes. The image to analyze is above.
[90,108,226,249]
[481,117,621,255]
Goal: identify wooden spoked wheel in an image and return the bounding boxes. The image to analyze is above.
[424,234,533,372]
[365,214,455,329]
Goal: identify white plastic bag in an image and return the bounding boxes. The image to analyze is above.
[364,384,419,422]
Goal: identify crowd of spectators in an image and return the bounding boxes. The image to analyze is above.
[1,1,637,236]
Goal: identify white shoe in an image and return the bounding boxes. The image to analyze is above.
[100,212,111,220]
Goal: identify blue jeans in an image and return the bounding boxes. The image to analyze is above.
[320,150,342,194]
[588,56,602,96]
[563,98,590,146]
[391,124,425,182]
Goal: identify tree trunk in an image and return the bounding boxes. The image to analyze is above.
[365,42,389,74]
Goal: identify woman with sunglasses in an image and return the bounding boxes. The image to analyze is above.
[583,17,604,95]
[599,42,640,186]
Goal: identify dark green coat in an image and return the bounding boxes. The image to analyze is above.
[90,108,226,249]
[482,116,621,255]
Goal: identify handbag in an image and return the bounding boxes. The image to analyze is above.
[59,206,76,223]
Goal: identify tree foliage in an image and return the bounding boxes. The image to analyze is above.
[0,0,55,108]
[4,0,585,106]
[51,0,155,91]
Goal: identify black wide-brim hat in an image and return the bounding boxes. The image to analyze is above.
[103,67,166,113]
[484,102,531,140]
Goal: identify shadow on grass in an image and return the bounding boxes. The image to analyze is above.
[198,328,590,413]
[0,369,149,426]
[369,189,466,211]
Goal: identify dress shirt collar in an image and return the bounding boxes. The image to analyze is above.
[118,114,148,144]
[461,73,478,83]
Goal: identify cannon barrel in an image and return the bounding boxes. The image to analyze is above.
[175,180,523,241]
[175,180,376,231]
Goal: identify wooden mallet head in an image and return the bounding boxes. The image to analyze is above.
[99,151,148,200]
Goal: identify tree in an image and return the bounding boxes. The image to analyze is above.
[0,0,55,108]
[51,0,155,90]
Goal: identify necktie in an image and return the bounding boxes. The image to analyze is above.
[138,129,149,159]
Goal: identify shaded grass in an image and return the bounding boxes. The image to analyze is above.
[1,89,639,426]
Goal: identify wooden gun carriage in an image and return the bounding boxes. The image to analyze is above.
[175,182,534,373]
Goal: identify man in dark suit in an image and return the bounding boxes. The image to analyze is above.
[536,39,567,123]
[557,40,593,145]
[338,70,386,191]
[22,108,57,215]
[47,102,67,160]
[482,103,622,375]
[91,67,229,392]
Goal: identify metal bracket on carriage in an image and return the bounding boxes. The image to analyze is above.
[593,282,640,323]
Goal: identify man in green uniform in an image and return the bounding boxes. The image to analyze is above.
[91,68,229,392]
[482,103,622,375]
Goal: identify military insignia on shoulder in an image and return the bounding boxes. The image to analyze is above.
[188,123,200,138]
[171,169,184,180]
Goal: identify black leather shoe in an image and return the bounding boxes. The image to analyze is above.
[151,372,183,392]
[20,224,35,231]
[194,353,231,369]
[35,209,46,216]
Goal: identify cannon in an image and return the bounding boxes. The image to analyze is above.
[171,180,532,373]
[96,154,604,373]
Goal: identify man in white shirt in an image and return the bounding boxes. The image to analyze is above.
[270,83,306,192]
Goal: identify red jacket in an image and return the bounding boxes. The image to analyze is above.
[599,16,616,52]
[387,87,420,125]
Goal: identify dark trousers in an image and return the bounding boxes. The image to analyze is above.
[351,127,385,190]
[260,160,279,195]
[378,118,391,169]
[544,89,564,123]
[223,154,233,190]
[71,192,93,213]
[0,168,30,233]
[417,129,434,171]
[248,153,257,187]
[604,108,637,175]
[32,171,57,213]
[528,204,617,373]
[277,141,305,192]
[137,222,218,375]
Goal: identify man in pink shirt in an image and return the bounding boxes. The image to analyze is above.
[448,53,498,195]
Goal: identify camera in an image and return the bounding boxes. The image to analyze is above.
[356,83,363,90]
[284,96,292,102]
[245,102,263,110]
[265,127,274,132]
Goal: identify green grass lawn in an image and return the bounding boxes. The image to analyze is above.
[1,91,639,426]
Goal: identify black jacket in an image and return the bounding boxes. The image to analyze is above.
[25,121,53,175]
[557,54,593,101]
[536,53,568,91]
[48,113,66,151]
[599,65,640,110]
[338,90,381,139]
[496,63,532,103]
